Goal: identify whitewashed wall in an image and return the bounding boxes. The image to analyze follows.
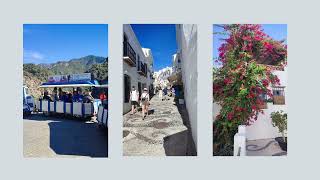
[246,103,287,140]
[172,53,181,73]
[142,48,154,91]
[213,67,288,140]
[213,103,286,140]
[176,24,198,147]
[246,67,288,140]
[123,25,152,114]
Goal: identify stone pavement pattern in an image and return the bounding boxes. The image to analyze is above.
[24,114,108,158]
[246,138,287,156]
[123,96,188,156]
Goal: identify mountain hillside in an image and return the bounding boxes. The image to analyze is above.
[86,59,108,84]
[40,55,106,75]
[23,55,107,98]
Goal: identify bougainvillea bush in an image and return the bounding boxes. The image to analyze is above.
[213,24,287,155]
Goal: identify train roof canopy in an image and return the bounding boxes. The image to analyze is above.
[39,80,108,88]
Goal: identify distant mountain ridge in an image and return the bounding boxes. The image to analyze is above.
[37,55,106,75]
[23,55,108,98]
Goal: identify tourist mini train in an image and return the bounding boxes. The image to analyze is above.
[25,73,108,127]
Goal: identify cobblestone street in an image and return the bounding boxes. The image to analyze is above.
[246,139,287,156]
[23,114,108,158]
[123,95,196,156]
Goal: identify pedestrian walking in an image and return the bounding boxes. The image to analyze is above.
[130,86,139,115]
[172,87,175,97]
[140,88,150,119]
[163,87,168,101]
[159,88,163,101]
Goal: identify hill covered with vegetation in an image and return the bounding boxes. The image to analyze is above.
[23,55,108,98]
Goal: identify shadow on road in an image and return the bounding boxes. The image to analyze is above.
[48,121,108,157]
[147,109,155,115]
[23,113,58,122]
[24,114,108,157]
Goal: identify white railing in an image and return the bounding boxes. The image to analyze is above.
[234,125,246,156]
[35,99,101,118]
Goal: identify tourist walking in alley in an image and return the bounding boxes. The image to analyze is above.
[130,86,139,115]
[172,87,175,97]
[159,88,163,101]
[122,24,197,156]
[140,88,150,119]
[163,87,168,101]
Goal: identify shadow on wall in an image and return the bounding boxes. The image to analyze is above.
[48,120,108,157]
[163,98,197,156]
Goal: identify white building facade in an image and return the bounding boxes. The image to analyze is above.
[213,66,288,140]
[172,53,181,73]
[123,25,154,114]
[142,48,155,93]
[175,24,198,148]
[245,66,288,140]
[153,67,173,89]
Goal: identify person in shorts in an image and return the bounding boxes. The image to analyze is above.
[130,86,139,115]
[140,88,150,119]
[159,88,163,101]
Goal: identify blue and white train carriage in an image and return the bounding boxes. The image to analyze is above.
[35,73,108,127]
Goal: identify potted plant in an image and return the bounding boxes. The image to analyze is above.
[271,110,287,151]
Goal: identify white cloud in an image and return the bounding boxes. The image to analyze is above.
[23,49,44,63]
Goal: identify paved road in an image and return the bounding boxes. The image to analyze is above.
[23,114,108,158]
[246,139,287,156]
[123,95,195,156]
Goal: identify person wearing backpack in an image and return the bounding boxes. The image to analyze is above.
[140,88,150,119]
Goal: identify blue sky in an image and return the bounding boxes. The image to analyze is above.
[213,24,287,67]
[23,24,108,64]
[131,24,177,71]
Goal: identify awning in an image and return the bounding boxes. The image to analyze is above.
[39,80,102,88]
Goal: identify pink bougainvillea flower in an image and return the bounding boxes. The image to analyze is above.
[252,105,257,110]
[224,78,232,85]
[213,24,287,147]
[227,112,234,120]
[262,79,269,87]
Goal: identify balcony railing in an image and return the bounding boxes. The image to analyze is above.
[123,41,136,66]
[144,64,148,77]
[137,61,145,76]
[137,61,147,76]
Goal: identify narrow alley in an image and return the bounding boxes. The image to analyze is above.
[123,95,194,156]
